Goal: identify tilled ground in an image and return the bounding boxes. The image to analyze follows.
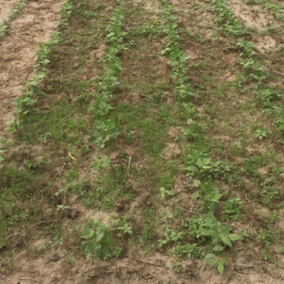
[1,0,284,283]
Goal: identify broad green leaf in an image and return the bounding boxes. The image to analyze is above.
[203,166,211,169]
[160,187,166,192]
[217,264,224,275]
[213,245,224,252]
[212,193,223,202]
[191,191,200,199]
[204,158,211,165]
[185,166,197,172]
[229,234,242,241]
[89,230,95,238]
[96,232,104,242]
[220,235,232,247]
[200,228,215,236]
[204,253,215,266]
[221,225,231,235]
[86,253,92,262]
[196,158,203,168]
[192,179,201,187]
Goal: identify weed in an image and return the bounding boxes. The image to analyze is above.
[81,220,121,261]
[174,243,205,259]
[0,21,9,39]
[158,187,176,199]
[204,253,227,274]
[254,129,268,140]
[221,196,243,221]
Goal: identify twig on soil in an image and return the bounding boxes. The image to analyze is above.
[25,70,32,81]
[136,163,140,174]
[192,263,204,275]
[59,162,66,176]
[68,152,75,160]
[135,259,165,268]
[107,265,135,274]
[60,271,69,284]
[206,273,212,283]
[24,220,56,236]
[245,194,251,203]
[233,271,242,280]
[63,187,67,207]
[127,156,131,177]
[147,273,166,284]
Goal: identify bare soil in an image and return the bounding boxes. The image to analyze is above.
[0,0,18,22]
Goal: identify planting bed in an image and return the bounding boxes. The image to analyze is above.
[1,0,284,283]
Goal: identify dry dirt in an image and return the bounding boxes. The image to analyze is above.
[0,0,19,22]
[225,0,279,53]
[0,0,64,139]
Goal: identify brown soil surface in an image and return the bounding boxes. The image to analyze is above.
[0,0,18,22]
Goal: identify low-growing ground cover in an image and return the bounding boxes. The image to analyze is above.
[1,0,284,283]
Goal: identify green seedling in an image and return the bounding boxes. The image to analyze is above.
[254,129,268,140]
[221,196,243,221]
[90,157,111,171]
[158,187,176,199]
[56,205,71,211]
[81,221,106,261]
[117,223,133,237]
[174,243,204,259]
[236,40,255,57]
[9,0,26,20]
[0,21,10,38]
[204,254,227,275]
[158,228,184,248]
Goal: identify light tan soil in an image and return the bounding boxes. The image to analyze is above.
[0,0,64,138]
[0,0,18,22]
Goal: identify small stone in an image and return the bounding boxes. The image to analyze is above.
[67,209,80,219]
[49,253,60,262]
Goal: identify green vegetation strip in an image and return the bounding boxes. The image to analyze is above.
[90,0,125,149]
[209,0,284,141]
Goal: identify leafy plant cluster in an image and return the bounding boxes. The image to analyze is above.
[183,148,244,272]
[210,1,284,138]
[80,216,134,261]
[81,220,122,261]
[0,21,9,40]
[210,0,251,37]
[9,0,26,19]
[188,212,242,274]
[90,0,127,148]
[155,151,243,274]
[236,40,284,136]
[259,0,283,21]
[6,1,74,132]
